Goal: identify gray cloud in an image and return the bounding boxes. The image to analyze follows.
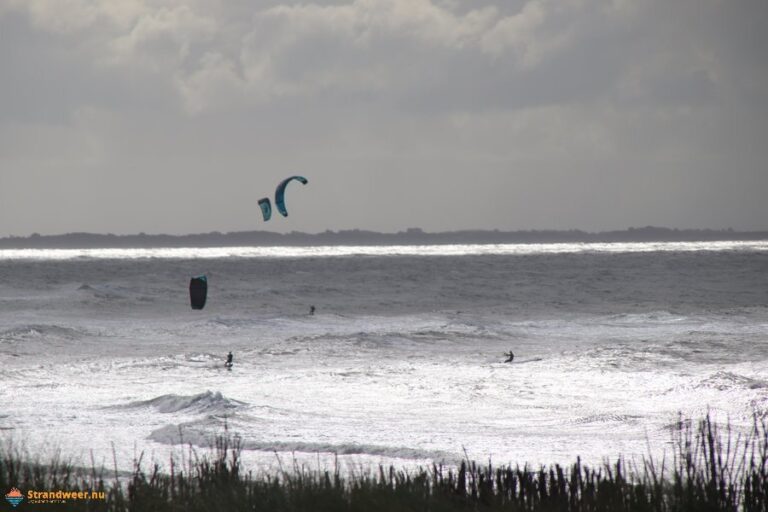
[1,0,766,236]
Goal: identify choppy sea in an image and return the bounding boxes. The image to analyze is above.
[1,241,767,472]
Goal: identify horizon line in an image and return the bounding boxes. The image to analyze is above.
[3,225,767,240]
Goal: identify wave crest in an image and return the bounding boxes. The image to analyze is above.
[148,423,456,461]
[698,371,768,391]
[0,324,88,343]
[119,391,246,414]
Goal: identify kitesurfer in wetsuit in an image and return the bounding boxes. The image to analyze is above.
[504,351,514,363]
[226,351,233,367]
[309,305,316,316]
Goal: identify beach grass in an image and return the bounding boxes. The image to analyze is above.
[2,414,768,511]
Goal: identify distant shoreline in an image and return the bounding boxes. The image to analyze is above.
[1,226,767,249]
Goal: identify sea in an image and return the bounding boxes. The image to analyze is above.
[1,241,767,474]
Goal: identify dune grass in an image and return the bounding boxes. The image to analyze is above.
[2,414,768,511]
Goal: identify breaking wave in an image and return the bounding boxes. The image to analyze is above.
[571,413,644,425]
[118,391,246,414]
[697,371,768,391]
[0,324,90,343]
[148,422,456,461]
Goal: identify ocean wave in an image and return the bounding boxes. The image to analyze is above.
[148,423,456,461]
[0,324,90,343]
[571,413,643,425]
[697,371,768,391]
[286,325,494,348]
[77,282,157,303]
[117,391,246,414]
[239,441,455,461]
[605,311,688,325]
[205,318,259,329]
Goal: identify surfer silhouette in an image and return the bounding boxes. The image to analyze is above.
[309,305,316,316]
[226,351,233,368]
[504,351,515,363]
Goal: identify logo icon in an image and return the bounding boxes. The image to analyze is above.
[4,488,24,508]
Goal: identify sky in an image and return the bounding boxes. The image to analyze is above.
[1,0,766,236]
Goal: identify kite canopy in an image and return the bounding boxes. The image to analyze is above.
[258,197,272,221]
[275,176,308,217]
[189,275,207,310]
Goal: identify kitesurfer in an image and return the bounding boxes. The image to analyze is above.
[504,351,514,363]
[226,351,233,367]
[309,305,315,315]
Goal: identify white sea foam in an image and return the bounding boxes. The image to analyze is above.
[1,240,767,260]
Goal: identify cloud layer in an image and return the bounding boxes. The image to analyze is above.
[1,0,766,235]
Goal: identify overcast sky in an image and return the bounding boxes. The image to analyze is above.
[1,0,766,236]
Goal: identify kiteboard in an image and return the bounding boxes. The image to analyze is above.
[512,357,543,364]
